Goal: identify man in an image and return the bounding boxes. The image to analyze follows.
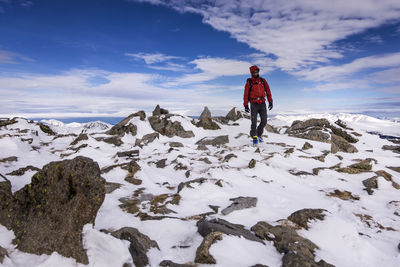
[243,65,273,145]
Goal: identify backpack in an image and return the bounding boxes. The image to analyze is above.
[247,77,266,102]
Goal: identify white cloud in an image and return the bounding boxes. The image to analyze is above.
[0,49,33,64]
[125,52,183,64]
[369,67,400,84]
[131,0,400,71]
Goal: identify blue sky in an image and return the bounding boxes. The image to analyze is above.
[0,0,400,118]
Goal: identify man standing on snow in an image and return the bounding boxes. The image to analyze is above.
[243,65,273,145]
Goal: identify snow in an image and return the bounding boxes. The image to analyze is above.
[1,112,400,266]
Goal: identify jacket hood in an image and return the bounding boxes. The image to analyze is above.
[249,65,260,74]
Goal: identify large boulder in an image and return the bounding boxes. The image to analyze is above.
[153,105,169,116]
[331,134,358,154]
[196,107,220,130]
[287,208,327,230]
[148,115,194,138]
[199,106,211,121]
[221,197,257,215]
[225,107,244,121]
[0,118,17,128]
[195,231,223,264]
[195,135,229,146]
[106,113,138,136]
[0,156,105,264]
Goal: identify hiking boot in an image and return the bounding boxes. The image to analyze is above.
[252,136,258,145]
[258,136,264,143]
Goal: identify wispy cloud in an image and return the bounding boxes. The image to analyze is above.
[0,48,34,64]
[125,52,183,64]
[130,0,400,71]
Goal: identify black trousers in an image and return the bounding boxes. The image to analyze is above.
[250,102,267,137]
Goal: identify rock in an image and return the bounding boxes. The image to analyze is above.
[337,159,373,174]
[362,176,379,195]
[152,105,169,116]
[117,150,139,158]
[0,245,8,264]
[284,147,295,156]
[6,165,41,176]
[285,119,330,141]
[169,142,184,148]
[141,132,159,145]
[197,218,264,243]
[38,123,56,135]
[105,182,122,194]
[70,133,88,146]
[225,107,243,121]
[287,209,327,230]
[195,135,229,146]
[221,197,258,215]
[196,117,221,130]
[148,115,194,138]
[107,227,159,267]
[195,231,223,264]
[250,265,270,267]
[251,221,334,267]
[0,156,105,264]
[302,142,313,150]
[376,170,400,190]
[265,123,279,134]
[387,166,400,173]
[382,145,400,154]
[177,178,207,193]
[331,134,358,154]
[0,156,18,163]
[249,159,256,168]
[199,106,212,121]
[196,144,208,151]
[97,136,123,146]
[159,260,194,267]
[133,110,146,121]
[223,153,237,162]
[0,118,17,128]
[156,159,167,168]
[335,119,352,130]
[328,189,360,200]
[119,197,140,214]
[185,170,190,178]
[106,114,138,136]
[296,130,331,143]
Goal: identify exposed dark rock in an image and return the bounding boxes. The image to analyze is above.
[387,166,400,173]
[125,176,142,185]
[302,142,313,150]
[223,153,237,162]
[284,147,295,156]
[335,119,352,130]
[362,176,379,195]
[169,142,184,148]
[196,117,221,130]
[0,245,8,264]
[153,105,169,116]
[328,190,360,200]
[221,197,258,215]
[199,106,211,120]
[287,209,327,230]
[0,156,18,163]
[148,115,194,138]
[195,231,223,264]
[225,107,244,121]
[177,178,207,193]
[159,260,195,267]
[141,132,160,145]
[285,119,331,142]
[289,169,313,176]
[382,145,400,154]
[251,221,334,267]
[70,133,88,146]
[196,135,229,147]
[156,159,167,168]
[185,170,190,178]
[133,110,146,121]
[117,150,139,158]
[6,165,41,176]
[331,134,358,154]
[0,156,105,264]
[106,114,138,136]
[174,163,188,171]
[249,159,256,168]
[330,125,358,143]
[106,227,159,267]
[196,144,208,151]
[121,160,141,177]
[119,197,140,214]
[199,157,212,164]
[375,170,400,190]
[96,136,123,146]
[250,265,270,267]
[0,118,17,128]
[38,123,56,135]
[197,218,264,243]
[337,159,373,174]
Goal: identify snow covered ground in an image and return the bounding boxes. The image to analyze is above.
[1,110,400,267]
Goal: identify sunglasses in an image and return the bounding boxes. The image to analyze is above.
[252,71,259,74]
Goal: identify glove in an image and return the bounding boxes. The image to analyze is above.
[268,102,273,111]
[244,105,250,113]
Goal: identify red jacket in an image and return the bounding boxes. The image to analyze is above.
[243,65,273,106]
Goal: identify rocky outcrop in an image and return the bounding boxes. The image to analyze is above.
[177,178,207,193]
[38,123,56,135]
[70,133,88,146]
[331,134,358,154]
[287,208,327,230]
[221,197,257,215]
[0,156,18,163]
[251,221,334,267]
[106,227,159,267]
[0,118,17,128]
[116,149,139,158]
[195,135,229,146]
[195,107,220,130]
[225,107,244,121]
[152,105,169,116]
[362,176,379,195]
[159,260,194,267]
[106,114,137,136]
[197,218,264,243]
[195,231,223,264]
[6,165,41,176]
[0,156,105,264]
[149,115,194,138]
[337,159,374,174]
[382,145,400,154]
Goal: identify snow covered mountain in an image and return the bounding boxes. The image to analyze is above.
[0,107,400,267]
